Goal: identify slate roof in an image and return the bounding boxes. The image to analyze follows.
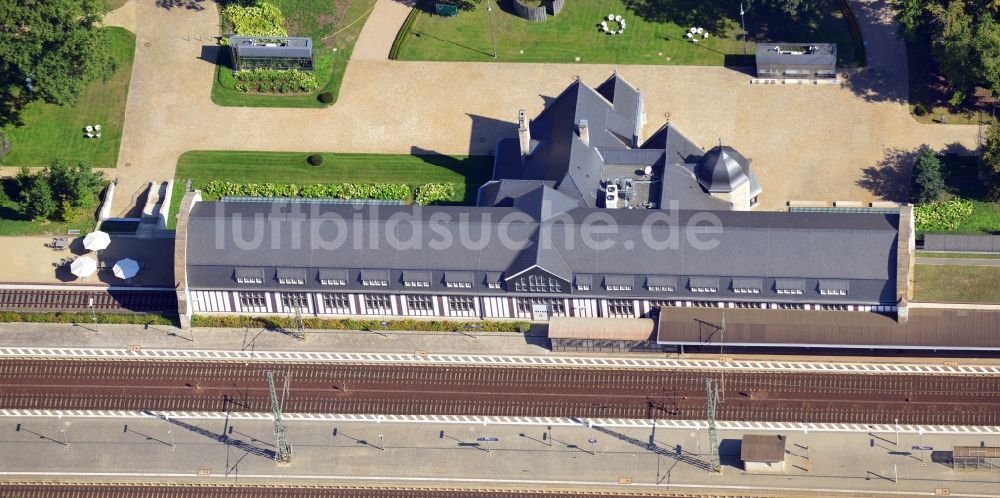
[696,146,751,193]
[186,200,899,305]
[492,74,642,207]
[488,74,759,211]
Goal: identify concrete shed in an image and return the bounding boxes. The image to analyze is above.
[741,434,787,472]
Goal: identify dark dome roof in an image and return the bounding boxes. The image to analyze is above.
[696,146,750,193]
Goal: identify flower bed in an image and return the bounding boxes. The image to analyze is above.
[233,69,319,93]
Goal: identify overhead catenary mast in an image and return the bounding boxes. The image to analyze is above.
[268,370,293,463]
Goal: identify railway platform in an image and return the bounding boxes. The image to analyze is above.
[4,322,1000,373]
[0,415,995,497]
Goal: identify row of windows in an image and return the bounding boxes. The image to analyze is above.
[514,275,562,293]
[607,299,635,316]
[516,297,566,315]
[819,289,848,296]
[241,274,850,297]
[648,285,675,292]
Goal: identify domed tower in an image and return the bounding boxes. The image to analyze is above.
[695,144,760,210]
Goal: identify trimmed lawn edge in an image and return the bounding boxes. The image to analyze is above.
[389,5,420,60]
[0,311,178,326]
[917,252,1000,259]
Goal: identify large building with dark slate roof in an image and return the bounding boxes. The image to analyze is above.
[175,75,911,325]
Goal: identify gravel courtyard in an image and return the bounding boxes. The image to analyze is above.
[68,0,986,214]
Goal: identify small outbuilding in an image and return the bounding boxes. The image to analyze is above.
[548,316,656,352]
[755,43,836,80]
[229,36,314,72]
[953,446,1000,470]
[741,434,787,472]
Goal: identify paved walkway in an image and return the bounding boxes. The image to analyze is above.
[1,417,996,496]
[91,0,978,217]
[351,0,416,60]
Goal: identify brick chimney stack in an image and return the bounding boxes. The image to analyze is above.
[518,110,531,161]
[578,119,590,146]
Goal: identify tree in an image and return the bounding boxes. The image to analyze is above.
[0,130,10,162]
[0,0,116,109]
[912,148,945,204]
[16,168,56,220]
[45,159,104,209]
[983,122,1000,199]
[435,0,481,11]
[928,0,977,100]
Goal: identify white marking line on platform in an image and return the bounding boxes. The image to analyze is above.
[1,409,998,435]
[3,347,1000,375]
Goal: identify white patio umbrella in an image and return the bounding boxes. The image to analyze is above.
[70,256,98,279]
[112,258,140,280]
[82,230,111,251]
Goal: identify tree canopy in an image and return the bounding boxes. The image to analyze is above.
[0,0,116,114]
[898,0,1000,101]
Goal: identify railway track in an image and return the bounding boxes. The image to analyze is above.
[3,360,1000,425]
[0,289,176,313]
[0,484,773,498]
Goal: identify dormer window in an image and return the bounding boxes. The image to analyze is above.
[646,276,677,292]
[689,277,719,293]
[319,269,348,286]
[604,275,634,292]
[775,278,805,295]
[818,280,849,296]
[732,278,762,294]
[574,275,593,291]
[445,271,474,289]
[235,267,264,284]
[360,269,389,287]
[276,268,306,285]
[402,270,431,287]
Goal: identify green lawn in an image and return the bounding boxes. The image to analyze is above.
[396,0,860,67]
[172,150,493,227]
[1,27,135,168]
[104,0,128,10]
[0,179,99,236]
[927,154,1000,235]
[212,0,377,108]
[914,265,1000,304]
[917,251,1000,259]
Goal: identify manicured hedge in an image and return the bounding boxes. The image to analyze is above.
[388,4,422,60]
[203,180,457,205]
[0,311,177,325]
[192,315,531,333]
[233,69,319,93]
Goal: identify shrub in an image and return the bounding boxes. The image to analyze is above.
[233,69,318,93]
[915,198,974,232]
[318,92,334,104]
[912,148,944,204]
[414,182,456,205]
[0,311,177,325]
[307,154,324,166]
[913,103,928,116]
[192,314,530,333]
[221,2,286,43]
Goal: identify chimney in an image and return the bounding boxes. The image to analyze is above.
[518,110,531,160]
[578,119,590,146]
